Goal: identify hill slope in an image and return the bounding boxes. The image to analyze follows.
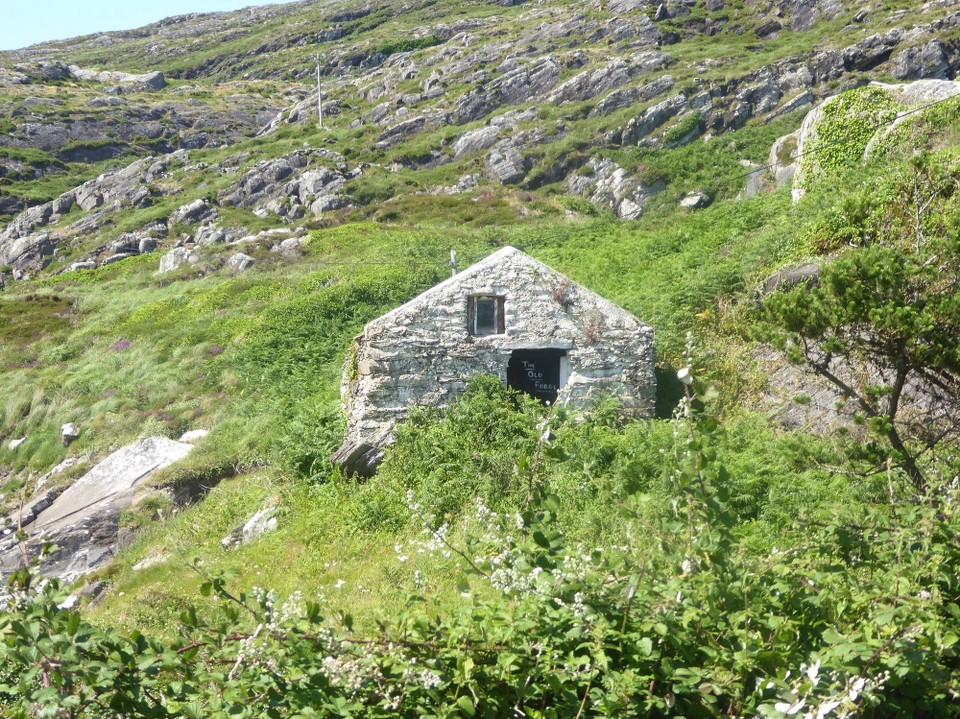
[2,1,960,715]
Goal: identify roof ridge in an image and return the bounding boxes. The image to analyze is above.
[359,245,648,336]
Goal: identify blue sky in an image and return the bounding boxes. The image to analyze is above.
[0,0,299,51]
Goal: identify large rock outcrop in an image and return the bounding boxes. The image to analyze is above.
[68,65,167,90]
[784,79,960,202]
[567,158,664,219]
[0,437,195,581]
[220,148,354,219]
[0,151,188,277]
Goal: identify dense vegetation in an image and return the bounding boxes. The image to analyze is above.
[4,135,960,715]
[3,374,960,717]
[3,0,960,715]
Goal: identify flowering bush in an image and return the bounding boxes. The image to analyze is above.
[2,368,960,717]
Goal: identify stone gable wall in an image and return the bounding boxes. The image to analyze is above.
[343,249,655,442]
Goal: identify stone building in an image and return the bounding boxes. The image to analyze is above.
[332,246,656,475]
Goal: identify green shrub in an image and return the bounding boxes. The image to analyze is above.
[376,36,444,57]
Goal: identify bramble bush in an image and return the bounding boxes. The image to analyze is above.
[3,361,960,717]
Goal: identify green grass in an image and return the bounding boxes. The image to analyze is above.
[2,0,959,661]
[89,374,875,635]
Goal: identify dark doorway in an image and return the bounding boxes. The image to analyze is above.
[507,349,568,404]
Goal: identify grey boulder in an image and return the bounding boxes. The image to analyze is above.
[452,126,502,160]
[0,437,193,581]
[892,42,950,81]
[225,252,255,273]
[169,199,217,226]
[158,247,200,274]
[484,140,528,185]
[680,191,711,210]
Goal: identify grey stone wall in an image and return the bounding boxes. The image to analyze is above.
[342,247,655,443]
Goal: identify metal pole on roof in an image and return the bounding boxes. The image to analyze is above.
[450,250,458,276]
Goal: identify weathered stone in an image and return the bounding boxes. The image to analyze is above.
[781,0,846,32]
[76,184,104,212]
[631,51,674,77]
[621,94,687,145]
[547,59,632,105]
[880,78,960,107]
[7,438,26,451]
[0,196,25,217]
[594,75,675,116]
[6,203,53,236]
[179,429,210,443]
[680,191,711,209]
[132,554,170,571]
[311,194,351,215]
[194,224,229,246]
[106,234,141,254]
[338,247,656,453]
[567,157,663,219]
[68,260,97,272]
[891,41,950,80]
[843,30,903,73]
[242,507,278,545]
[276,237,307,257]
[432,174,481,196]
[61,423,81,446]
[604,0,649,12]
[484,140,528,184]
[221,150,351,218]
[221,506,279,548]
[0,232,55,276]
[776,90,814,117]
[456,56,561,124]
[452,126,501,159]
[18,490,57,527]
[157,247,200,274]
[330,436,388,478]
[762,263,822,295]
[80,581,107,602]
[69,66,167,90]
[755,18,783,38]
[0,438,194,581]
[225,252,255,273]
[808,50,845,84]
[769,131,800,189]
[169,198,217,226]
[379,115,425,145]
[737,78,782,115]
[131,186,153,209]
[100,253,135,266]
[296,168,346,204]
[51,193,75,217]
[791,79,960,201]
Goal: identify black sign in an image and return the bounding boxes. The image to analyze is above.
[507,349,566,404]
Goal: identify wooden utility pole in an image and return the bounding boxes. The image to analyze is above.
[450,250,458,276]
[315,54,323,130]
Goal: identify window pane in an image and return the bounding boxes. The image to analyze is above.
[475,298,496,333]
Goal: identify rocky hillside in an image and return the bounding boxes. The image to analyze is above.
[1,0,960,651]
[1,0,958,278]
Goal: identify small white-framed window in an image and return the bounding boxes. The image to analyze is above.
[467,295,505,335]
